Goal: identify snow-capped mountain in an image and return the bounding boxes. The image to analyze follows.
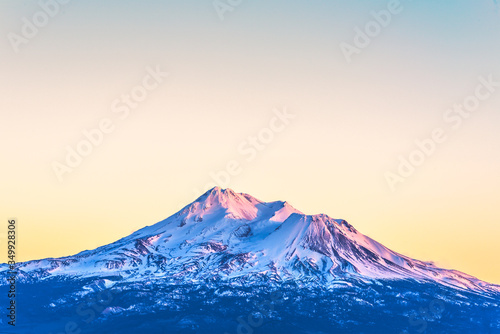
[2,187,500,334]
[4,187,499,296]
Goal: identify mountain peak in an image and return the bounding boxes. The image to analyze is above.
[192,187,304,223]
[205,186,233,195]
[198,186,245,202]
[5,188,499,334]
[7,188,499,297]
[195,186,258,206]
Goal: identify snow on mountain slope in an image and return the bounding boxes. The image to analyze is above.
[3,187,499,296]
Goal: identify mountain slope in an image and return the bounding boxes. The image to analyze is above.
[4,187,499,297]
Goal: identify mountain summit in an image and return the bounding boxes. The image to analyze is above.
[5,187,499,296]
[2,187,500,334]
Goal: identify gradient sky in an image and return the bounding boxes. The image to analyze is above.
[1,0,499,284]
